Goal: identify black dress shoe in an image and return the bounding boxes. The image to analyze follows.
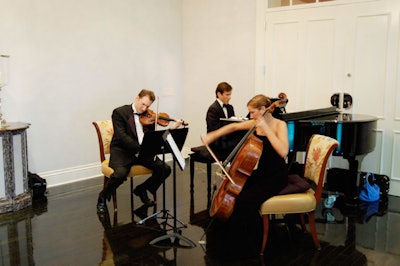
[134,188,155,206]
[134,205,149,220]
[97,197,108,214]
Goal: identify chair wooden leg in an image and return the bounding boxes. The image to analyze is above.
[206,162,212,208]
[130,177,134,219]
[112,191,117,212]
[300,213,307,232]
[190,157,195,194]
[260,214,270,255]
[113,211,118,226]
[152,193,157,203]
[308,211,321,250]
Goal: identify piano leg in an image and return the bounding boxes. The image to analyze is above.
[345,156,361,205]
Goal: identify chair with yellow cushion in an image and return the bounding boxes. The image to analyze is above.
[259,134,339,254]
[92,120,154,213]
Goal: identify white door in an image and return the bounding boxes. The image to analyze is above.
[260,0,400,196]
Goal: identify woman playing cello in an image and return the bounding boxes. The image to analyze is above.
[201,94,289,260]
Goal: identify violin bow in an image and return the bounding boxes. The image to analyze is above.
[155,96,159,130]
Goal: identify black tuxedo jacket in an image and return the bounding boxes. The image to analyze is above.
[206,100,242,160]
[206,100,235,133]
[109,105,154,168]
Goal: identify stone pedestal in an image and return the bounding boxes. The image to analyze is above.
[0,122,31,213]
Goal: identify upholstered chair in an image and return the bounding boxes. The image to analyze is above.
[259,134,339,254]
[92,120,154,213]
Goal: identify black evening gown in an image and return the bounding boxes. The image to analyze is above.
[206,133,288,260]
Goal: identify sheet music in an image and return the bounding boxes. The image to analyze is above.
[165,132,185,170]
[220,117,248,122]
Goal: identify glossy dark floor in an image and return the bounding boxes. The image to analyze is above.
[1,160,400,265]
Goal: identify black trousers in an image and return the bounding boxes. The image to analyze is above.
[109,156,171,195]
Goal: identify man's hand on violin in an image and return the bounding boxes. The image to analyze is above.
[171,119,188,129]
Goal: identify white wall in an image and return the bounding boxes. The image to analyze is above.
[0,0,185,186]
[182,0,257,147]
[0,0,258,187]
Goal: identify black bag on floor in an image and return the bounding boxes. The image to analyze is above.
[28,171,47,199]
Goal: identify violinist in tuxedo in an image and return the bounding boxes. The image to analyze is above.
[97,89,184,214]
[206,82,242,161]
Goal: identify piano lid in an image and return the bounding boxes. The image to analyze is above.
[279,107,378,123]
[281,107,378,157]
[278,107,339,121]
[297,113,378,123]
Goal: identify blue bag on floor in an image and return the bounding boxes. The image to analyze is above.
[359,173,380,202]
[360,171,390,196]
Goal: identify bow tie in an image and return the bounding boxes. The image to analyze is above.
[223,104,229,108]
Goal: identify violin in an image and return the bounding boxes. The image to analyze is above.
[208,93,288,221]
[139,109,188,127]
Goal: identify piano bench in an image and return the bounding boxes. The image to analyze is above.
[189,146,214,207]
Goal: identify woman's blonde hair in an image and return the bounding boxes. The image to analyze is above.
[247,94,271,109]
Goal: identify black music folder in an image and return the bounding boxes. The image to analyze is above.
[138,128,188,169]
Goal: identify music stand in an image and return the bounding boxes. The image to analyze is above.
[137,129,169,159]
[136,129,180,228]
[148,128,196,248]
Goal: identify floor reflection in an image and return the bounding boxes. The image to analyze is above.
[0,198,48,266]
[97,205,176,266]
[0,165,398,265]
[188,180,391,265]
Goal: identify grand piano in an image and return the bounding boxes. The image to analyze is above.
[277,106,378,199]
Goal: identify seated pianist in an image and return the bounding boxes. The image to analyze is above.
[205,82,245,162]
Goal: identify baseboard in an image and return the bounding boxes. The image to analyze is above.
[38,163,102,188]
[390,179,400,197]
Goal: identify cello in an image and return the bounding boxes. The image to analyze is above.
[204,93,288,221]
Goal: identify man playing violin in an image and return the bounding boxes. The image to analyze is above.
[202,94,289,260]
[97,89,185,214]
